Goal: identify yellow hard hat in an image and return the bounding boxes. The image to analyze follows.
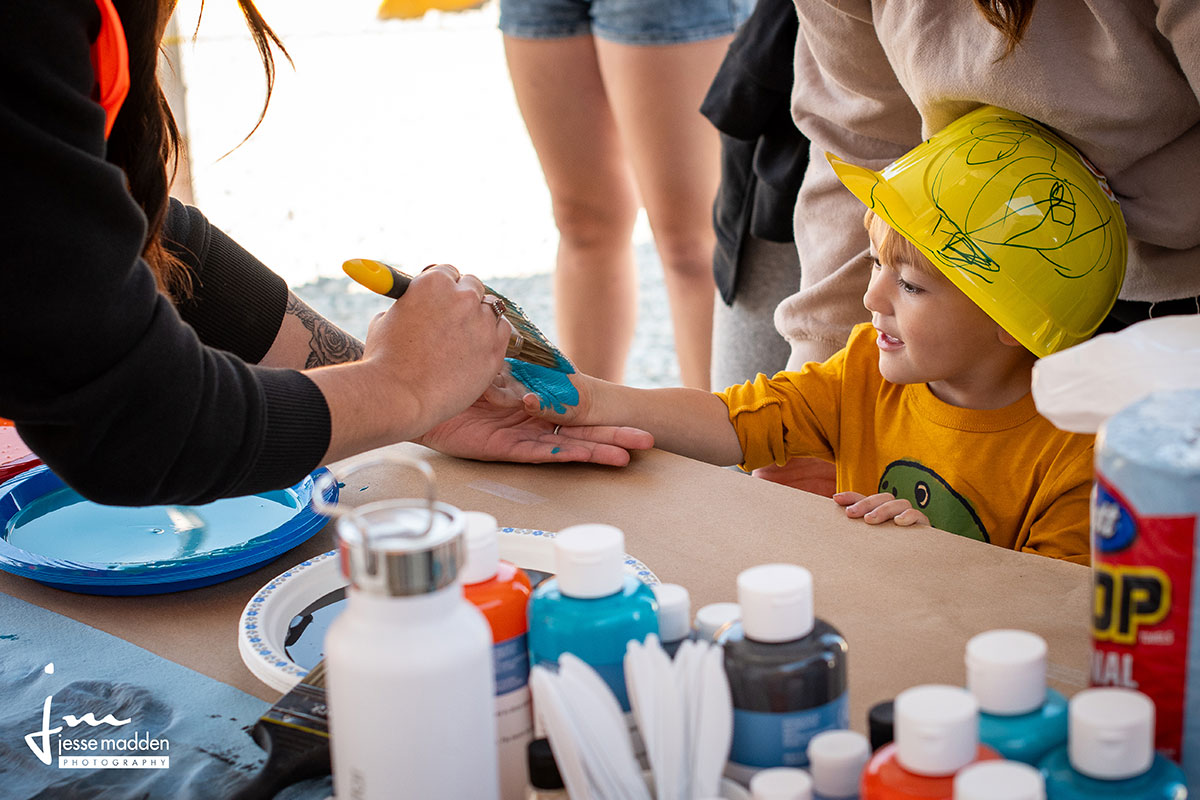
[829,106,1127,356]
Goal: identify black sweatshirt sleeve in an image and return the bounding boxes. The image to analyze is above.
[165,199,289,364]
[0,0,331,506]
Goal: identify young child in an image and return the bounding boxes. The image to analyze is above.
[518,106,1126,564]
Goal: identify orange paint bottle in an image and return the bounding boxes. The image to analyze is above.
[861,685,1001,800]
[461,512,534,800]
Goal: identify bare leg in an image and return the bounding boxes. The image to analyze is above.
[503,35,640,382]
[594,37,729,390]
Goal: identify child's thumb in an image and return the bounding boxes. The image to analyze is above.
[522,392,566,421]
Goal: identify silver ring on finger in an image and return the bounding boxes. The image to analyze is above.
[552,424,561,436]
[483,295,506,321]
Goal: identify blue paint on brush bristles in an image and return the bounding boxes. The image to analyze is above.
[483,284,561,369]
[498,299,580,415]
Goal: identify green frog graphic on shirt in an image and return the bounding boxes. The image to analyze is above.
[878,460,989,543]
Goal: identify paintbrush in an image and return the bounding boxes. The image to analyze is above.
[231,660,330,800]
[343,258,564,370]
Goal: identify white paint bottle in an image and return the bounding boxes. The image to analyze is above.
[320,455,499,800]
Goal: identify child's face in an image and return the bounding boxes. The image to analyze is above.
[862,229,1027,404]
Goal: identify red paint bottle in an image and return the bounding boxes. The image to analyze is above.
[0,419,41,483]
[461,512,534,800]
[861,685,1001,800]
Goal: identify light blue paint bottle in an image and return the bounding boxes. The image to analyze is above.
[652,583,691,659]
[954,761,1044,800]
[526,524,657,711]
[808,729,870,799]
[1039,688,1187,799]
[693,601,744,645]
[966,629,1068,765]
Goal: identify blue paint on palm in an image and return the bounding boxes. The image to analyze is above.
[507,356,578,415]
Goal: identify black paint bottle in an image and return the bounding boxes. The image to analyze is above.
[723,563,849,786]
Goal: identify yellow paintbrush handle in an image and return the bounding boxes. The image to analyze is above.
[342,258,411,299]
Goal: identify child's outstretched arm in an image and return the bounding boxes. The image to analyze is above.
[521,372,744,466]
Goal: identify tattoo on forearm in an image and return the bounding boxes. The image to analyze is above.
[287,295,365,368]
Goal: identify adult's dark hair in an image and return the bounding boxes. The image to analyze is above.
[107,0,290,300]
[973,0,1038,55]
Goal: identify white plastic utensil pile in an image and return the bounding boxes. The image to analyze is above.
[530,634,733,800]
[628,635,734,799]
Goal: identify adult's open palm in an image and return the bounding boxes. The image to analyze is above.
[417,380,653,466]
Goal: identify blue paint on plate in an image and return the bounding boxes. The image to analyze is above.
[0,467,338,595]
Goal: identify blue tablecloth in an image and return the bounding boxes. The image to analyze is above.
[0,592,332,799]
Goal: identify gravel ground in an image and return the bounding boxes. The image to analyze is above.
[293,240,683,389]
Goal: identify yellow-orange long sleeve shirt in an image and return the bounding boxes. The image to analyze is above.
[716,324,1094,564]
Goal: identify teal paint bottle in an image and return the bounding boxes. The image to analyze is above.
[526,524,657,711]
[724,564,849,786]
[966,630,1068,765]
[1039,688,1187,799]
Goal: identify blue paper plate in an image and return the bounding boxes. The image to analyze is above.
[0,466,338,595]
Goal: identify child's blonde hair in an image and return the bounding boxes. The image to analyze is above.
[864,209,940,277]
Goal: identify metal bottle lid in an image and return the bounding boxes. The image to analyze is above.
[314,454,465,597]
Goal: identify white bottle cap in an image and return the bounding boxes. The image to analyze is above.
[1068,688,1154,780]
[953,761,1045,800]
[694,602,741,642]
[458,511,500,586]
[749,767,813,800]
[894,685,979,776]
[652,583,691,643]
[965,629,1048,715]
[807,730,871,798]
[737,564,814,643]
[553,524,625,599]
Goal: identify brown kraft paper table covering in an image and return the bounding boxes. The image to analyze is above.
[0,442,1092,733]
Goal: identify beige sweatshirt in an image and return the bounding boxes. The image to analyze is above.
[781,0,1200,368]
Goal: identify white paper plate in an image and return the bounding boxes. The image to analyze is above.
[238,527,659,693]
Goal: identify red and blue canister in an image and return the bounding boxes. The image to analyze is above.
[1090,388,1200,785]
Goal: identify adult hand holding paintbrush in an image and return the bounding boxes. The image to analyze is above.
[307,262,516,464]
[344,259,561,369]
[345,258,656,465]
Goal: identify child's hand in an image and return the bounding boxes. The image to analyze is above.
[516,366,595,427]
[834,491,931,527]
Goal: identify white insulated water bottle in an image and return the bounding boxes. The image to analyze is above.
[317,455,499,799]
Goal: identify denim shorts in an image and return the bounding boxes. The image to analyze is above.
[499,0,755,46]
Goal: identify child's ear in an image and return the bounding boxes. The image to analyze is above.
[996,326,1023,348]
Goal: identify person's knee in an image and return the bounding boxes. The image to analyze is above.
[653,229,715,278]
[551,196,637,252]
